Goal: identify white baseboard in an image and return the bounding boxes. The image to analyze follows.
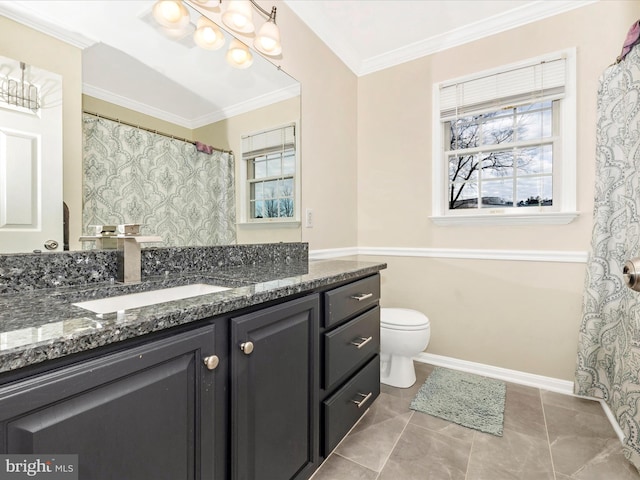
[598,397,626,443]
[414,352,628,443]
[414,352,575,395]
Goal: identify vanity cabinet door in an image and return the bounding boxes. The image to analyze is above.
[231,294,319,480]
[0,325,221,480]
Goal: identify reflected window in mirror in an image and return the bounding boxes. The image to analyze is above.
[242,124,298,223]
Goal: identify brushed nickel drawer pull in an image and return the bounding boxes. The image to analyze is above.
[350,293,373,302]
[350,336,373,349]
[351,392,373,408]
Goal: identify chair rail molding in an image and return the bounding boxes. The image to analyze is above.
[309,246,588,263]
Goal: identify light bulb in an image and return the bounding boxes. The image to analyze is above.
[221,0,254,33]
[194,16,225,50]
[152,0,189,29]
[230,13,248,29]
[258,36,276,52]
[160,1,181,22]
[232,48,248,63]
[254,19,281,56]
[226,39,253,69]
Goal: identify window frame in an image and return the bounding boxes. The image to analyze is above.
[430,48,578,226]
[239,122,301,226]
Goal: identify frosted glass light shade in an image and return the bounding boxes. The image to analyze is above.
[254,19,281,56]
[152,0,190,29]
[194,17,225,50]
[221,0,254,33]
[226,38,253,69]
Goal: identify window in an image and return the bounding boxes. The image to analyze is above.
[431,49,577,225]
[241,124,298,223]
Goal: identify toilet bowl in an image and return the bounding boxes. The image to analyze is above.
[380,308,430,388]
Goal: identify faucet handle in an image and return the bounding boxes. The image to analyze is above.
[117,223,142,235]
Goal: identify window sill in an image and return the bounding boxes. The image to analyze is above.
[237,220,301,229]
[429,211,579,226]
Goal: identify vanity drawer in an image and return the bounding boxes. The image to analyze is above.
[324,274,380,328]
[322,356,380,455]
[324,306,379,389]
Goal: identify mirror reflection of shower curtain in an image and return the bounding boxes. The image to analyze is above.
[575,43,640,472]
[82,114,237,247]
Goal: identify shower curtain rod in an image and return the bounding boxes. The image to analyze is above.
[82,110,233,155]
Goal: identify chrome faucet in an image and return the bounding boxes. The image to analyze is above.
[117,236,143,284]
[80,224,161,284]
[116,225,162,284]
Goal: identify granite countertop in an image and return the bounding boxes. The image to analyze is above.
[0,258,386,374]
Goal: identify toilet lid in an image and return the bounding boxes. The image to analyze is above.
[380,308,429,330]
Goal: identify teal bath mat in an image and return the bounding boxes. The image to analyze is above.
[410,367,506,436]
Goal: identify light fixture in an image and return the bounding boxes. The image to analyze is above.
[225,38,253,69]
[152,0,190,30]
[151,0,282,68]
[221,0,254,33]
[254,6,281,56]
[194,16,225,50]
[221,0,282,57]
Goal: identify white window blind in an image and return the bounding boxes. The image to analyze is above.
[242,124,295,159]
[439,56,566,119]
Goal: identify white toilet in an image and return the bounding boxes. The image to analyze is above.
[380,308,431,388]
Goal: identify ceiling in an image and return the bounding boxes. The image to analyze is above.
[0,1,595,125]
[283,0,596,76]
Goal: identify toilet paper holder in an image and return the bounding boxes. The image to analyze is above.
[623,257,640,291]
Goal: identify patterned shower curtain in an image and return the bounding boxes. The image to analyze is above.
[575,44,640,470]
[82,114,237,247]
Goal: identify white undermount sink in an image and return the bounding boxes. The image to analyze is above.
[73,284,230,314]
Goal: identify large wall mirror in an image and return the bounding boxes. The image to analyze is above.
[0,0,301,254]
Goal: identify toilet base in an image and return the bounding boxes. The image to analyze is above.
[380,353,417,388]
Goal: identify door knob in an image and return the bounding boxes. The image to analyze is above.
[624,258,640,291]
[240,341,254,355]
[203,355,219,370]
[44,240,59,250]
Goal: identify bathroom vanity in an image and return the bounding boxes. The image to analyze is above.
[0,247,385,480]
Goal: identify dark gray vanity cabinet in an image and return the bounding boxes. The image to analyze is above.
[0,325,222,480]
[230,294,319,480]
[321,274,381,455]
[0,273,381,479]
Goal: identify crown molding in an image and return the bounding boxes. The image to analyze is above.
[360,1,597,75]
[84,82,301,129]
[0,1,95,48]
[202,83,301,126]
[82,84,199,129]
[287,0,597,77]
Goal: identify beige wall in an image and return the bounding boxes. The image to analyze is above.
[356,1,640,380]
[252,3,360,250]
[0,16,83,250]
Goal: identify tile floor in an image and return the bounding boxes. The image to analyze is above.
[311,362,640,480]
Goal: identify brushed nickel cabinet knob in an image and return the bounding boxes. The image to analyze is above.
[203,355,219,370]
[240,341,254,355]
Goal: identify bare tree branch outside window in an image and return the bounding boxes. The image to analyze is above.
[447,101,554,210]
